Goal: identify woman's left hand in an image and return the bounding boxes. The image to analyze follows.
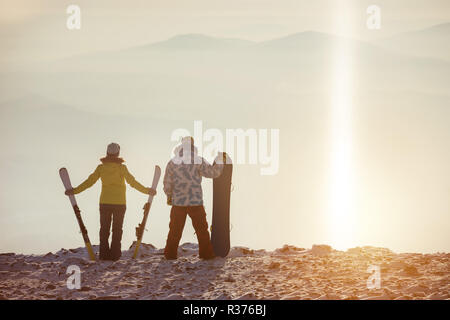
[147,188,157,196]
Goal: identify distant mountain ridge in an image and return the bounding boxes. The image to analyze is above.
[130,22,450,55]
[10,24,450,118]
[378,22,450,61]
[134,30,365,52]
[137,33,255,50]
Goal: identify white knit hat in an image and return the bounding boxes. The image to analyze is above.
[181,136,194,146]
[107,143,120,156]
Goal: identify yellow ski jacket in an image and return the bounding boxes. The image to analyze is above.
[73,162,148,205]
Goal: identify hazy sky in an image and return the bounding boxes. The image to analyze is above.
[0,1,449,255]
[1,0,450,63]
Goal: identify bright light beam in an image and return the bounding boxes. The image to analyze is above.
[328,2,355,250]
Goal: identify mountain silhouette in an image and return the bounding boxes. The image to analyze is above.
[379,22,450,61]
[137,33,254,51]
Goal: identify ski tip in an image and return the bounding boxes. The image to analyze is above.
[59,167,67,173]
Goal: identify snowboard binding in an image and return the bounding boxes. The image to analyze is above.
[135,223,144,239]
[135,202,150,239]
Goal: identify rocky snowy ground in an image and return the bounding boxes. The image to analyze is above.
[0,243,448,300]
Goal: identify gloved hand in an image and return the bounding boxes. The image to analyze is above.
[215,152,231,164]
[147,188,157,196]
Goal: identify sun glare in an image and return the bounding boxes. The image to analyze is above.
[328,2,355,250]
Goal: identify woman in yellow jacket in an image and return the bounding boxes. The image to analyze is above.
[65,143,157,261]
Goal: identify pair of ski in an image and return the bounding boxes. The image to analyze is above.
[59,166,161,261]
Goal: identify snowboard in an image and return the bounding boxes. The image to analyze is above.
[133,165,161,259]
[59,168,96,261]
[211,153,232,257]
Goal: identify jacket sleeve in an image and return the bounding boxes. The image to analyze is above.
[73,165,101,194]
[163,161,174,196]
[123,165,148,194]
[198,157,223,179]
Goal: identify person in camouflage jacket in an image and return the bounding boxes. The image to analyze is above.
[163,137,224,260]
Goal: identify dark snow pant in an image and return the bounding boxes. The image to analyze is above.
[164,205,215,260]
[99,204,126,261]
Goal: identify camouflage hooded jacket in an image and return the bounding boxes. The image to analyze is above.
[163,144,224,206]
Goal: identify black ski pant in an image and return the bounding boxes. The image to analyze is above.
[164,205,215,260]
[99,204,126,261]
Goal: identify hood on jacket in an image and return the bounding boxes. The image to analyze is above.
[172,143,202,164]
[100,156,125,164]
